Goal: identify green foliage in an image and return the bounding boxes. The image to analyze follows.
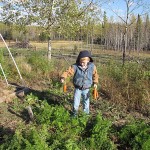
[143,58,150,80]
[34,100,54,125]
[39,32,48,42]
[102,61,149,111]
[0,125,50,150]
[107,61,123,82]
[124,62,144,82]
[119,121,150,150]
[84,113,116,150]
[0,48,4,63]
[1,0,88,39]
[107,61,144,82]
[25,93,38,105]
[1,91,150,150]
[121,63,149,110]
[102,11,109,37]
[3,29,13,40]
[27,53,53,74]
[11,98,25,112]
[30,100,90,149]
[142,58,150,70]
[0,97,115,150]
[0,49,150,149]
[0,49,4,77]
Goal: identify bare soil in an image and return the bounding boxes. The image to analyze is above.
[0,80,21,134]
[0,79,29,130]
[0,80,16,103]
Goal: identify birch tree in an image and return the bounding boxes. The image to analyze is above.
[107,0,148,65]
[1,0,94,60]
[102,11,109,50]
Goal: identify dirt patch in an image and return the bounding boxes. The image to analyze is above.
[0,79,29,103]
[0,102,23,130]
[0,80,16,103]
[0,79,29,136]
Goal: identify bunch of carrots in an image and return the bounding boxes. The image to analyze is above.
[63,83,99,100]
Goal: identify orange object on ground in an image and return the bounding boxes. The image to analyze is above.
[93,88,99,100]
[63,84,67,92]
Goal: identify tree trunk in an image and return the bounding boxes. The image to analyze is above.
[47,38,51,60]
[123,26,127,66]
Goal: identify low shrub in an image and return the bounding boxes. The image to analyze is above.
[99,61,150,113]
[27,53,53,74]
[119,121,150,150]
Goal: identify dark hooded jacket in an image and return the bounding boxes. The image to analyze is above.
[61,50,98,89]
[73,50,94,89]
[76,50,93,64]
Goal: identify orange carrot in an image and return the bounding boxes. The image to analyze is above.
[63,84,67,92]
[93,88,99,100]
[93,88,97,100]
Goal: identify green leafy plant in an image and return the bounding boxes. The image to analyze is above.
[25,93,38,106]
[119,121,150,150]
[84,112,116,150]
[0,125,50,150]
[27,53,53,74]
[0,48,4,63]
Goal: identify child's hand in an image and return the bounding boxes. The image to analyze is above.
[60,78,65,83]
[94,84,97,89]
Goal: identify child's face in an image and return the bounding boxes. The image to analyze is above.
[80,60,89,68]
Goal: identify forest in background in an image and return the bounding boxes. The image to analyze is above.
[1,0,150,54]
[1,12,150,52]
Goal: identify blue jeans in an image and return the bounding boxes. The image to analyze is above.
[73,88,90,115]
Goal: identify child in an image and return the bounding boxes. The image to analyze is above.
[60,50,99,116]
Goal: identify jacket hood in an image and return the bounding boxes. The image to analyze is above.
[76,50,93,63]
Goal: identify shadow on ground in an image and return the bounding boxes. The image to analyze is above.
[0,126,14,145]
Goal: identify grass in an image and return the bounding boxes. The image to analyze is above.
[1,40,150,56]
[31,40,83,49]
[0,41,150,149]
[0,87,149,150]
[0,40,150,116]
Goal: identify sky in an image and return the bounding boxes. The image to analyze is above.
[99,0,150,22]
[0,0,150,22]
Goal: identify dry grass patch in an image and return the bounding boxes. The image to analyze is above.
[0,41,5,48]
[30,40,83,50]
